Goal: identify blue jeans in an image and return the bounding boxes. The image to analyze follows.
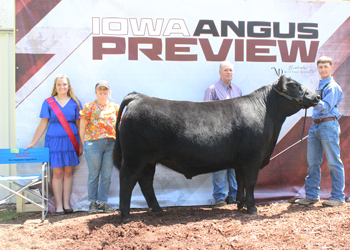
[84,138,115,203]
[212,169,237,202]
[305,120,345,202]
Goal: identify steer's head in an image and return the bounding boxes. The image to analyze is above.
[273,75,320,109]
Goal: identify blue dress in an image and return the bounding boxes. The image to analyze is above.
[40,98,81,168]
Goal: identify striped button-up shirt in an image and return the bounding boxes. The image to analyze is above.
[204,79,242,101]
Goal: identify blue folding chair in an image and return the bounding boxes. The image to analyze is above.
[0,148,50,221]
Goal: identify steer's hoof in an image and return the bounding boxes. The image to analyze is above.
[121,217,132,223]
[237,202,246,210]
[247,208,258,215]
[151,207,163,213]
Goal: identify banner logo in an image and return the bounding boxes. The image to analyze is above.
[272,65,316,76]
[271,67,284,76]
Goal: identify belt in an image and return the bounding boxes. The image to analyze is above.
[313,117,336,124]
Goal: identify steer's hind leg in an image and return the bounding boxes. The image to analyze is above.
[119,163,141,222]
[138,163,162,213]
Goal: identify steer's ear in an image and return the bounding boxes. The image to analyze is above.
[274,75,287,92]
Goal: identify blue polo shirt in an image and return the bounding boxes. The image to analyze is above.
[312,77,343,120]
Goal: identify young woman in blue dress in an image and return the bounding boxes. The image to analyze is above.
[25,74,83,215]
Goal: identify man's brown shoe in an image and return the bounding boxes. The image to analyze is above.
[296,197,319,205]
[215,199,227,207]
[322,199,344,207]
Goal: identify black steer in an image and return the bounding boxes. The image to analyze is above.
[114,75,320,222]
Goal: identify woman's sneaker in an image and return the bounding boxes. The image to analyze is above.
[89,201,99,213]
[98,203,116,213]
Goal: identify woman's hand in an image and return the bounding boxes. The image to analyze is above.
[79,144,84,157]
[24,118,49,150]
[24,143,35,150]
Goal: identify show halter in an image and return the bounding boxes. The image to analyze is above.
[271,84,308,108]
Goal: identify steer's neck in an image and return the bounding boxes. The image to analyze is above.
[268,86,301,119]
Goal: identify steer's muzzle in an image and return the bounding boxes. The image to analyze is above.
[302,87,320,108]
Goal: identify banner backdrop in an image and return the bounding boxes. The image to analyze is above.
[15,0,350,211]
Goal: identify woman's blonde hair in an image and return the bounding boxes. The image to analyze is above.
[51,74,81,110]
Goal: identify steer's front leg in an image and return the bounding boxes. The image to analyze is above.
[245,185,258,215]
[243,167,259,215]
[235,168,245,210]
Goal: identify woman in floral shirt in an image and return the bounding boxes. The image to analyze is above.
[79,80,119,213]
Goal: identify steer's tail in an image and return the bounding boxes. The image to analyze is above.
[114,92,139,170]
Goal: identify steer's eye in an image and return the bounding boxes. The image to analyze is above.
[295,84,302,91]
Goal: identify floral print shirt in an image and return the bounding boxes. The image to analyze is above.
[80,100,119,141]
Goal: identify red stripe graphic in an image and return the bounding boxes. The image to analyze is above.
[15,0,61,43]
[256,117,350,201]
[16,53,55,91]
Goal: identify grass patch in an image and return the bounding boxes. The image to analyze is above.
[0,211,29,223]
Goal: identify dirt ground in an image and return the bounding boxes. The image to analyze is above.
[0,200,349,250]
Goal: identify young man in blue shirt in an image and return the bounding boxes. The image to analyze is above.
[297,56,345,207]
